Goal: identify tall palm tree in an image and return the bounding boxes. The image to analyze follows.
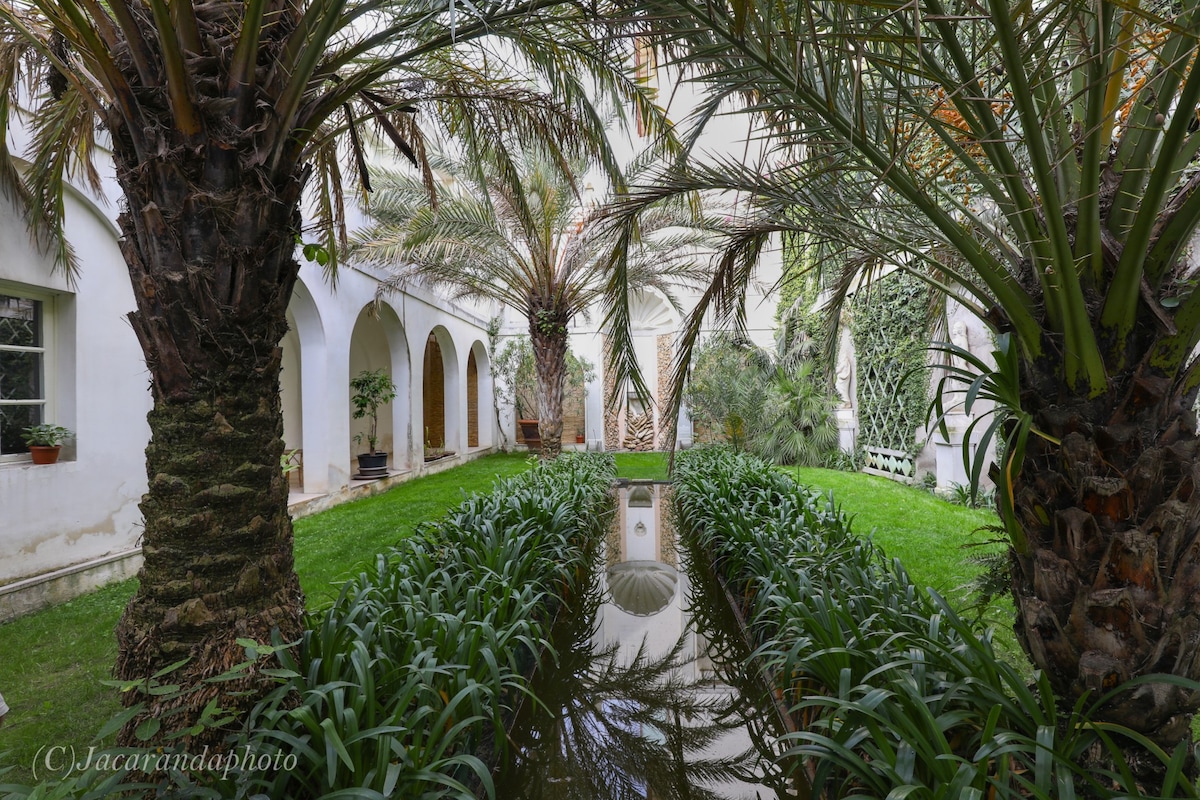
[0,0,666,742]
[355,145,709,457]
[605,0,1200,782]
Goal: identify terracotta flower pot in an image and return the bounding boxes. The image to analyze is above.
[518,419,542,453]
[29,445,62,465]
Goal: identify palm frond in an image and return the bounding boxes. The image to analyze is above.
[610,0,1200,395]
[307,140,348,286]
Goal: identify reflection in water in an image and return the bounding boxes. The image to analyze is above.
[495,484,785,800]
[607,561,678,617]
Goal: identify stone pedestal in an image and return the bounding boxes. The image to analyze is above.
[836,407,857,454]
[934,414,970,491]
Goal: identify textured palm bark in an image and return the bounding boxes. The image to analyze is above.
[104,3,307,745]
[531,311,569,460]
[114,355,305,744]
[112,209,307,743]
[1010,360,1200,783]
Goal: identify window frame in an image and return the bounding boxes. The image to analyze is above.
[0,286,56,464]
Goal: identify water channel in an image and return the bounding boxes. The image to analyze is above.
[494,482,794,799]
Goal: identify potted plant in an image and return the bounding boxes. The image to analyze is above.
[512,348,541,452]
[22,423,73,465]
[350,368,397,478]
[575,427,585,445]
[422,426,456,463]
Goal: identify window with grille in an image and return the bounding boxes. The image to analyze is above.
[0,292,46,457]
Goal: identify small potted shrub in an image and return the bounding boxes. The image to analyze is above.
[22,423,73,465]
[514,386,541,451]
[422,426,455,463]
[350,368,397,478]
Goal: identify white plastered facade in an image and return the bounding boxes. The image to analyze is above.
[0,140,499,621]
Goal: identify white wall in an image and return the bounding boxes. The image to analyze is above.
[603,62,787,348]
[2,190,497,606]
[0,185,152,588]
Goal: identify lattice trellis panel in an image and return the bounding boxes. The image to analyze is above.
[863,446,916,479]
[851,272,930,456]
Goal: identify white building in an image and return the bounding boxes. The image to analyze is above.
[0,135,503,620]
[0,72,785,622]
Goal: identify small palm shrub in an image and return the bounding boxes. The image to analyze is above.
[750,363,838,467]
[684,330,839,467]
[1,454,616,799]
[673,447,1198,799]
[947,481,997,510]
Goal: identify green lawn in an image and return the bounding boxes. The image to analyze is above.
[294,452,533,607]
[791,467,998,594]
[791,466,1025,667]
[0,578,130,786]
[613,451,670,481]
[0,452,533,785]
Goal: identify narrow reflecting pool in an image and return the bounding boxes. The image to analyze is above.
[494,483,788,799]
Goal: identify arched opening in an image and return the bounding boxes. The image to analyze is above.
[374,302,412,472]
[283,279,327,491]
[421,326,461,459]
[423,332,446,452]
[467,349,479,448]
[349,308,395,476]
[469,339,494,450]
[280,312,303,490]
[608,290,681,451]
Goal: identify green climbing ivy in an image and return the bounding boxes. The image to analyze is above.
[851,271,930,455]
[776,227,838,381]
[776,228,811,322]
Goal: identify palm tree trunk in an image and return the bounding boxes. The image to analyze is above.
[530,311,569,459]
[1011,360,1200,787]
[109,127,306,746]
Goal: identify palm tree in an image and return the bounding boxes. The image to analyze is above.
[0,0,666,742]
[752,363,838,467]
[355,145,708,457]
[605,0,1200,782]
[739,311,837,468]
[684,317,837,464]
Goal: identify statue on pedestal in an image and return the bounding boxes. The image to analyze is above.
[835,343,855,409]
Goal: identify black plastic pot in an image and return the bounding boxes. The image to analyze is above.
[356,451,389,478]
